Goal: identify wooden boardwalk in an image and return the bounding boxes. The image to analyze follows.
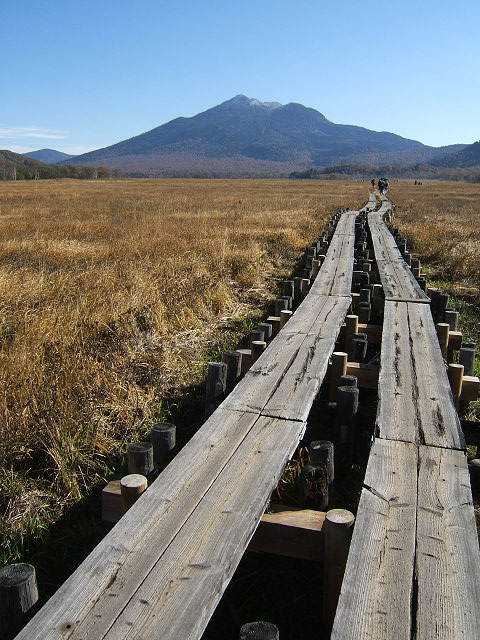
[331,198,480,639]
[16,205,363,640]
[15,193,480,639]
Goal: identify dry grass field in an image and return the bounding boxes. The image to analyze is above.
[0,178,368,563]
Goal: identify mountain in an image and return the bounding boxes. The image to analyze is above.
[24,148,75,164]
[429,140,480,168]
[62,95,467,176]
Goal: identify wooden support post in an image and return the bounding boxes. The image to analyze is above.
[417,276,426,291]
[120,474,147,514]
[127,442,153,478]
[223,350,242,389]
[274,298,289,317]
[348,332,368,363]
[311,258,320,279]
[251,340,267,363]
[344,315,358,352]
[300,464,328,511]
[249,329,265,348]
[279,309,292,328]
[334,386,359,472]
[448,363,464,411]
[239,621,280,639]
[322,509,355,631]
[436,323,450,359]
[357,301,371,324]
[459,344,476,376]
[301,278,310,299]
[282,280,294,298]
[310,440,335,507]
[151,422,176,470]
[340,374,358,388]
[371,283,384,313]
[444,309,459,331]
[266,316,281,338]
[0,564,39,640]
[257,322,273,341]
[329,352,348,403]
[205,361,227,418]
[293,277,303,303]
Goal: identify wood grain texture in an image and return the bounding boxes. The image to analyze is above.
[331,438,418,640]
[376,301,464,449]
[415,446,480,639]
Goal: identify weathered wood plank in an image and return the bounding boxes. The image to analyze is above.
[99,416,305,640]
[331,438,418,640]
[415,446,480,639]
[376,301,464,449]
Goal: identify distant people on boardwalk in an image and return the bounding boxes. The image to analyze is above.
[378,177,389,195]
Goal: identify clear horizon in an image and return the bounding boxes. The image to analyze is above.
[2,0,479,156]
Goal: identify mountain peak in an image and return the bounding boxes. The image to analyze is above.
[225,95,282,110]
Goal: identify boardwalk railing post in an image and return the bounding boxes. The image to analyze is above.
[0,564,39,640]
[448,364,464,411]
[348,332,367,363]
[323,509,355,631]
[334,385,359,472]
[329,352,347,402]
[459,342,476,376]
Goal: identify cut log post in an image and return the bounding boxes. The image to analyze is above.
[334,385,359,472]
[371,283,384,313]
[344,315,358,352]
[274,298,289,317]
[223,350,243,389]
[127,442,154,478]
[329,352,348,403]
[249,329,265,348]
[205,361,227,418]
[448,363,464,411]
[0,564,39,640]
[322,509,355,631]
[310,440,335,507]
[417,276,427,291]
[266,316,281,338]
[311,258,320,279]
[459,344,476,376]
[239,621,280,640]
[251,340,267,363]
[360,272,370,288]
[280,295,293,310]
[257,322,273,342]
[348,332,368,363]
[301,278,310,298]
[282,280,294,298]
[151,422,177,470]
[238,348,252,373]
[436,323,450,359]
[339,374,358,388]
[293,277,303,303]
[359,288,371,304]
[357,301,371,324]
[120,474,147,515]
[300,463,329,511]
[279,309,292,328]
[444,309,459,331]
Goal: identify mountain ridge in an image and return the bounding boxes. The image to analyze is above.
[62,95,468,176]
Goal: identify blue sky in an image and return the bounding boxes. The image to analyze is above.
[2,0,479,155]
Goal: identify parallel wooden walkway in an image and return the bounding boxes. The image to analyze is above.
[16,205,364,639]
[331,198,480,639]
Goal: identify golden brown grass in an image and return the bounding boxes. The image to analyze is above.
[0,178,369,554]
[388,180,480,296]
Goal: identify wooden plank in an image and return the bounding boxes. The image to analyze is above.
[262,297,351,420]
[415,446,480,639]
[331,438,418,639]
[376,301,465,449]
[92,416,305,640]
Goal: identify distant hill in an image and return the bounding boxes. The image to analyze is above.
[0,149,108,180]
[25,148,75,164]
[62,95,466,177]
[429,140,480,168]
